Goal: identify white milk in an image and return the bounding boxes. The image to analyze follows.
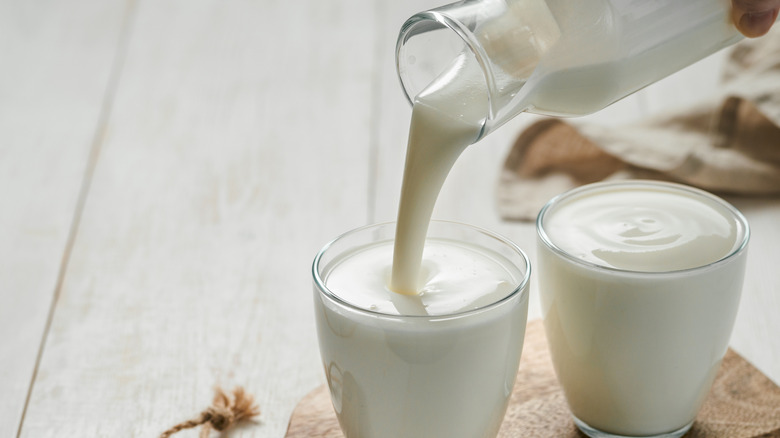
[328,240,520,316]
[389,0,558,292]
[315,229,529,438]
[537,182,749,436]
[512,4,739,117]
[543,185,742,271]
[389,52,488,294]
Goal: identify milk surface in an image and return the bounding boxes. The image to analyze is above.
[538,182,748,436]
[328,240,520,316]
[543,185,742,271]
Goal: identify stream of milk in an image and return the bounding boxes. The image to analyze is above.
[389,52,490,294]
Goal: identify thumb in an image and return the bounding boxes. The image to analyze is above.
[731,0,780,38]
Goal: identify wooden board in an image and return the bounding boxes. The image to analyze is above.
[286,320,780,438]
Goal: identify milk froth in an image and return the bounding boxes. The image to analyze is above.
[542,184,744,272]
[327,240,521,316]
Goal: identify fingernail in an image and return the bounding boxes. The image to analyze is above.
[739,9,779,37]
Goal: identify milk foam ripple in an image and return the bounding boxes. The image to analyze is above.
[541,182,744,272]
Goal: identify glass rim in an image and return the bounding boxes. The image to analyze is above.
[536,180,751,277]
[312,220,531,321]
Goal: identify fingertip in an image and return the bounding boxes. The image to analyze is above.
[736,8,779,38]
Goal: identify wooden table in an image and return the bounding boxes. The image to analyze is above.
[2,1,778,436]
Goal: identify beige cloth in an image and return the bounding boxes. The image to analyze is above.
[498,26,780,221]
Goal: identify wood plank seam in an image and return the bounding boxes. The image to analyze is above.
[13,1,140,436]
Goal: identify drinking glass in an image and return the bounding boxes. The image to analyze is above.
[536,181,750,438]
[313,221,531,438]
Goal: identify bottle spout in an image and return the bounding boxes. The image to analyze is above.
[396,9,493,123]
[396,0,561,139]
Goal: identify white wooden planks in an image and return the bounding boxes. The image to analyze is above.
[0,0,128,435]
[5,1,778,437]
[17,0,376,436]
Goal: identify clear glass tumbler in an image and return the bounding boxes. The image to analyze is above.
[313,221,531,438]
[536,181,750,438]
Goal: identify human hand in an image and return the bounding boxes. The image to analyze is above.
[731,0,780,37]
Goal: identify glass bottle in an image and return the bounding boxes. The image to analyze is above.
[396,0,742,141]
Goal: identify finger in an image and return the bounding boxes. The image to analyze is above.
[731,0,780,37]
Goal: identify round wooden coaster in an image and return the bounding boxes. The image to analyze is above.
[286,320,780,438]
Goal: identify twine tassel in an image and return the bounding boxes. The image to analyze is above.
[160,387,260,438]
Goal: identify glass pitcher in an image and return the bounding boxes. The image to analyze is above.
[396,0,742,141]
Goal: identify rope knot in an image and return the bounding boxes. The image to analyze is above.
[160,387,260,438]
[204,405,234,431]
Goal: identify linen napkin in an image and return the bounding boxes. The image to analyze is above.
[497,26,780,221]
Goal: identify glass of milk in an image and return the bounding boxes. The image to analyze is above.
[313,221,531,438]
[536,180,750,438]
